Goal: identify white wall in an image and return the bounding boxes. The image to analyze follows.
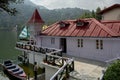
[28,52,45,67]
[38,36,120,62]
[67,37,120,61]
[40,36,60,49]
[102,8,120,20]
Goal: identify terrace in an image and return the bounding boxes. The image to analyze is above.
[15,41,75,80]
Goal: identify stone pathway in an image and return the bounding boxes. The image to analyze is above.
[67,56,106,80]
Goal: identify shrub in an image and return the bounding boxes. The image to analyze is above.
[103,60,120,80]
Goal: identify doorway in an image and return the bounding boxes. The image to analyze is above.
[60,38,67,53]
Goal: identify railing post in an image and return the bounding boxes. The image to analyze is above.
[62,59,64,66]
[72,61,74,71]
[45,55,47,62]
[53,53,55,65]
[27,73,30,80]
[66,65,69,78]
[59,51,62,56]
[55,75,58,80]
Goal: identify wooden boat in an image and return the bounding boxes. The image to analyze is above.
[3,60,27,80]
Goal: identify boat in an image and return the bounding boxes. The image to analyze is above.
[3,60,27,80]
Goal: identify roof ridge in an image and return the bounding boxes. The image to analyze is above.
[92,18,119,37]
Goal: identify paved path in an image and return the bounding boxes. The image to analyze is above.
[69,57,106,80]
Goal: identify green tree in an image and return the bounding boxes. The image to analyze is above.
[80,12,91,19]
[96,7,102,20]
[0,0,24,15]
[91,10,96,18]
[80,7,102,20]
[103,60,120,80]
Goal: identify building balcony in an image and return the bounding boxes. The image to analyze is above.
[16,42,74,80]
[15,42,61,54]
[42,53,74,80]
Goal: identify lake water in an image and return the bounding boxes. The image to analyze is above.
[0,30,21,80]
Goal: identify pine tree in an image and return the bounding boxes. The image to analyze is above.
[80,7,102,20]
[91,10,96,18]
[80,12,91,19]
[96,7,102,20]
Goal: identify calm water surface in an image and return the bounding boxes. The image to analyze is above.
[0,30,21,80]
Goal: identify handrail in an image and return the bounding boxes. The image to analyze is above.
[50,59,73,80]
[16,41,74,80]
[46,53,66,60]
[105,57,120,63]
[16,41,61,51]
[16,42,62,54]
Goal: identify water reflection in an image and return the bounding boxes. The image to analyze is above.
[0,30,21,80]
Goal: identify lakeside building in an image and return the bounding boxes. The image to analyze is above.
[26,4,120,62]
[16,4,120,80]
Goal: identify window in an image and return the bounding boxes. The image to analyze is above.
[76,19,89,27]
[51,38,55,44]
[59,21,70,28]
[60,23,66,27]
[100,40,103,49]
[96,40,99,49]
[78,39,80,47]
[76,22,84,27]
[78,39,83,48]
[96,40,103,50]
[81,39,83,47]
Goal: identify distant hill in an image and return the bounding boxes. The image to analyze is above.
[24,0,47,9]
[0,0,90,29]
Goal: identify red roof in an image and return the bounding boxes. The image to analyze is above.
[99,4,120,14]
[42,18,120,37]
[28,9,44,24]
[102,20,120,35]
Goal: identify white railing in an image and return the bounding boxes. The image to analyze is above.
[105,57,120,65]
[16,41,62,54]
[50,59,74,80]
[16,41,74,80]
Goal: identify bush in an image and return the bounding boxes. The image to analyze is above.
[103,60,120,80]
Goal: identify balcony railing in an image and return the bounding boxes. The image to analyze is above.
[49,58,74,80]
[16,41,74,80]
[16,42,62,55]
[43,52,74,80]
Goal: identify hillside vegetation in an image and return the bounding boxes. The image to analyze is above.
[0,0,89,29]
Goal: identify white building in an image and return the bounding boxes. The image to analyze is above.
[99,4,120,20]
[16,4,120,79]
[39,19,120,62]
[24,6,120,62]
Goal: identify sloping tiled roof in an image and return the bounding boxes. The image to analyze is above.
[42,18,120,37]
[99,4,120,14]
[27,9,44,24]
[102,20,120,35]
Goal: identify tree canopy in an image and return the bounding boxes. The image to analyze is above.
[0,0,24,15]
[103,60,120,80]
[80,7,102,20]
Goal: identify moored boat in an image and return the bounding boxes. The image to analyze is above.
[3,60,27,80]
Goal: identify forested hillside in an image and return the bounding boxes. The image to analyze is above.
[0,0,89,29]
